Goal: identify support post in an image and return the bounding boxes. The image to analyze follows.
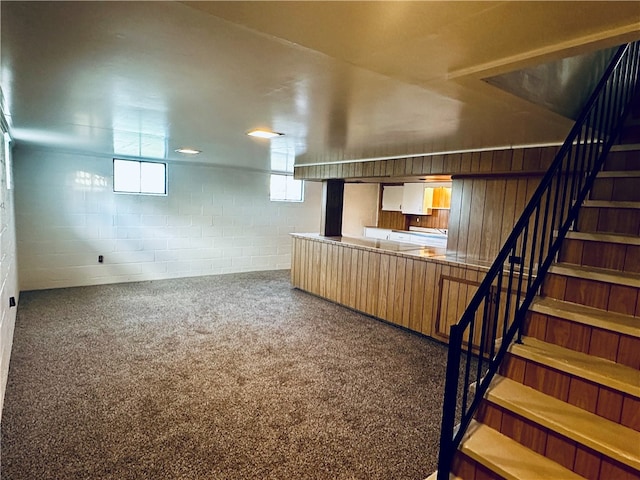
[320,179,344,237]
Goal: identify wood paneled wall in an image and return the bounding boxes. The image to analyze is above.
[294,146,558,181]
[291,234,487,343]
[377,210,408,230]
[407,209,450,230]
[447,175,542,263]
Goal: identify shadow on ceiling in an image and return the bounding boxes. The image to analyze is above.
[485,46,618,120]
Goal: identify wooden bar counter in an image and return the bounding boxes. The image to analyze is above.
[291,233,491,343]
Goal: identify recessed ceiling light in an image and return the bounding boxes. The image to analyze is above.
[175,147,201,155]
[246,129,283,139]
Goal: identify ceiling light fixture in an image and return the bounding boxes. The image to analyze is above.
[175,147,201,155]
[246,129,283,139]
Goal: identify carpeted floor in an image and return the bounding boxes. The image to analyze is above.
[2,270,452,480]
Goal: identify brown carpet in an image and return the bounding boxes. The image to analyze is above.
[2,270,453,480]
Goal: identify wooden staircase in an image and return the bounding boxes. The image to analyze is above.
[444,143,640,479]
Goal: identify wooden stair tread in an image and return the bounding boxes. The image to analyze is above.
[564,230,640,246]
[582,200,640,209]
[531,296,640,338]
[460,420,585,480]
[597,170,640,178]
[548,263,640,288]
[509,337,640,397]
[423,473,460,480]
[610,143,640,152]
[485,375,640,470]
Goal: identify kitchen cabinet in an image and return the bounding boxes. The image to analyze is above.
[388,231,415,243]
[425,186,452,209]
[363,227,391,240]
[381,185,403,211]
[401,183,432,215]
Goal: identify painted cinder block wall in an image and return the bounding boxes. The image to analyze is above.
[0,134,19,416]
[14,147,322,291]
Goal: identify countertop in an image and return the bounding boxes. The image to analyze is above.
[291,233,493,270]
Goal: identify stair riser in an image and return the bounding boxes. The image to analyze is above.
[591,177,640,202]
[577,207,640,236]
[499,353,640,432]
[450,452,497,480]
[475,401,640,480]
[559,239,640,274]
[603,150,640,171]
[543,273,640,317]
[618,124,640,144]
[524,312,640,369]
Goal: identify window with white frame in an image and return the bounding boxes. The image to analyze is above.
[113,159,166,195]
[269,147,303,202]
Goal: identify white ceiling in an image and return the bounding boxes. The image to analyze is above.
[1,1,639,172]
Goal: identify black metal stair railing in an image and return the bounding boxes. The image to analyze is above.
[437,40,640,480]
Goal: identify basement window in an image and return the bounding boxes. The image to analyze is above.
[270,174,303,202]
[113,159,167,195]
[269,147,303,202]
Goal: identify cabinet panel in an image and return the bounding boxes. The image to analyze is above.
[382,185,403,211]
[402,183,428,215]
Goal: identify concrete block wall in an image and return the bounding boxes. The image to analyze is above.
[0,135,19,416]
[14,148,321,291]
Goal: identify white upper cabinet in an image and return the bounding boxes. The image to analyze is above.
[401,183,432,215]
[381,185,403,211]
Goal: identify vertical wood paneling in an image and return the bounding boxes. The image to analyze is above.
[431,154,444,173]
[335,245,344,304]
[385,160,395,177]
[405,157,417,175]
[460,152,473,173]
[411,157,424,175]
[471,151,482,171]
[367,253,381,316]
[455,179,473,255]
[296,145,556,181]
[393,158,406,177]
[291,237,489,345]
[479,150,493,173]
[291,237,299,287]
[479,179,506,261]
[377,209,407,230]
[422,263,439,336]
[387,255,398,320]
[409,260,426,332]
[394,257,407,326]
[377,254,390,319]
[301,238,309,290]
[447,153,462,173]
[359,250,370,312]
[500,179,519,250]
[407,209,450,230]
[447,181,463,253]
[402,259,413,327]
[492,149,512,172]
[523,148,542,171]
[327,243,337,302]
[539,146,557,170]
[467,180,487,260]
[319,243,328,297]
[349,248,359,308]
[342,246,352,306]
